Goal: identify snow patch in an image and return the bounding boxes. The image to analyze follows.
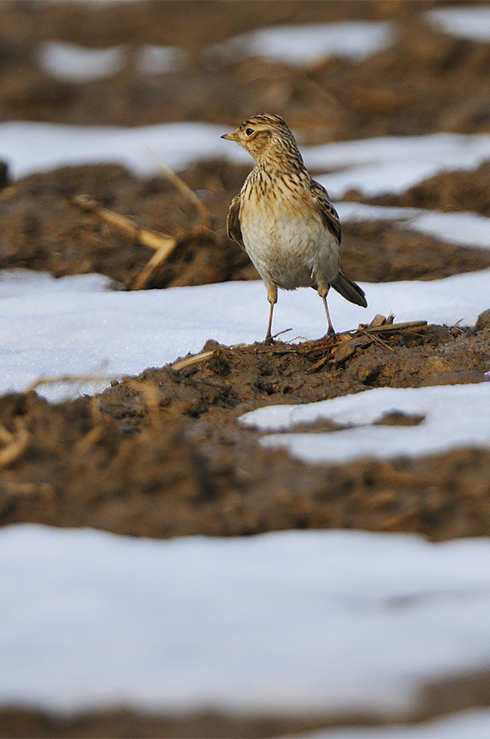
[241,383,490,464]
[425,6,490,43]
[37,42,125,82]
[37,42,187,82]
[211,21,395,66]
[3,524,490,717]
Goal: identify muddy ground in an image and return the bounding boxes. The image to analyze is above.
[2,317,490,543]
[3,159,490,288]
[2,0,490,737]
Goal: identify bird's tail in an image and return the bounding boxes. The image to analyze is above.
[331,270,367,307]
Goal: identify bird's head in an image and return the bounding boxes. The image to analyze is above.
[221,114,301,165]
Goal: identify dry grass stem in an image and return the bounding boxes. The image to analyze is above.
[171,351,216,372]
[27,373,119,393]
[359,327,394,352]
[0,417,30,468]
[131,243,177,290]
[2,481,54,498]
[0,423,14,445]
[303,314,428,369]
[69,194,175,251]
[69,193,180,291]
[361,320,428,334]
[75,426,106,455]
[171,343,247,372]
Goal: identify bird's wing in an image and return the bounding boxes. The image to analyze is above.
[310,179,342,244]
[226,194,246,251]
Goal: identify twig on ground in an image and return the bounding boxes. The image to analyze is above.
[361,320,428,334]
[358,326,394,352]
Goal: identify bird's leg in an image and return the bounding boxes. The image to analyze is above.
[266,302,275,341]
[320,287,336,339]
[265,284,278,343]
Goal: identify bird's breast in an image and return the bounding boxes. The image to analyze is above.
[239,184,340,290]
[241,184,319,247]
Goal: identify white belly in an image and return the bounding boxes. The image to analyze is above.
[240,196,340,291]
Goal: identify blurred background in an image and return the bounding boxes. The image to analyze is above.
[2,0,490,140]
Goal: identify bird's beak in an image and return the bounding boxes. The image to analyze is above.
[221,131,237,141]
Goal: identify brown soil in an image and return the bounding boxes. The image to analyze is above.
[3,1,490,736]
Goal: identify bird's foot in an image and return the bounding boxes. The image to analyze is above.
[317,330,337,345]
[264,327,292,345]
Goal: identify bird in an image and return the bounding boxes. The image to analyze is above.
[221,114,367,342]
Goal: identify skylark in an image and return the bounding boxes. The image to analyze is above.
[222,114,367,342]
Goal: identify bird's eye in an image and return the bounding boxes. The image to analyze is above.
[245,128,254,136]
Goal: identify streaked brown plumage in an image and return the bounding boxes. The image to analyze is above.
[222,114,367,341]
